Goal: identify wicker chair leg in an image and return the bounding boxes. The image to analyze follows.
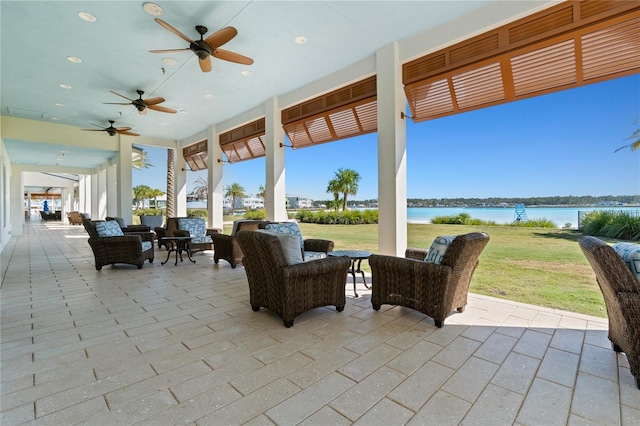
[434,319,443,328]
[372,304,380,311]
[137,264,143,269]
[612,342,622,352]
[252,306,260,312]
[457,306,465,313]
[635,376,640,390]
[283,319,294,328]
[336,305,344,312]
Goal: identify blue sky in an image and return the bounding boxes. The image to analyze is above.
[134,74,640,201]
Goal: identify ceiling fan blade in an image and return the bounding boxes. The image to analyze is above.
[154,18,194,44]
[213,49,254,65]
[114,126,132,131]
[103,102,132,105]
[119,131,140,137]
[148,105,177,114]
[199,56,212,72]
[149,48,190,54]
[205,26,237,49]
[144,97,165,106]
[110,91,134,101]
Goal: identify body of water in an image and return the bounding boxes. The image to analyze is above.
[406,206,639,228]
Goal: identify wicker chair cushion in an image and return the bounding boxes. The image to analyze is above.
[177,218,206,237]
[613,242,640,283]
[304,251,327,261]
[141,241,153,251]
[424,235,456,264]
[258,230,303,265]
[95,220,124,237]
[264,222,304,249]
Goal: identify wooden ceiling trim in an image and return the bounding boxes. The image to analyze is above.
[219,118,266,163]
[183,140,208,171]
[404,1,640,123]
[282,76,377,149]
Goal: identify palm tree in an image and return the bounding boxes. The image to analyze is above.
[133,185,153,210]
[192,177,208,200]
[149,188,165,210]
[334,168,361,211]
[614,120,640,153]
[326,178,342,212]
[224,183,246,214]
[132,149,154,170]
[166,148,174,217]
[257,184,266,200]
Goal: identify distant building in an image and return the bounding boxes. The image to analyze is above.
[287,196,314,209]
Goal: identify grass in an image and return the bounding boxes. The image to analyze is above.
[297,222,608,318]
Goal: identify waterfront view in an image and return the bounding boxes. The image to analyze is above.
[406,206,639,228]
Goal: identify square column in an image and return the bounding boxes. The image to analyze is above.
[265,97,287,222]
[207,125,224,230]
[377,42,407,256]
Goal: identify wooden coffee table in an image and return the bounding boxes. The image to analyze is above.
[328,250,372,297]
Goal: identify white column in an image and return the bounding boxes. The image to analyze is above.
[9,167,23,237]
[117,137,133,224]
[175,148,187,217]
[265,97,287,222]
[377,42,407,256]
[104,161,118,219]
[207,125,224,230]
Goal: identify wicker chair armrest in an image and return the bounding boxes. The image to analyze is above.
[282,256,350,279]
[89,235,143,245]
[211,233,233,243]
[206,228,222,236]
[173,229,189,237]
[370,254,452,281]
[617,291,640,314]
[124,232,154,242]
[154,226,167,237]
[406,248,429,260]
[303,238,335,253]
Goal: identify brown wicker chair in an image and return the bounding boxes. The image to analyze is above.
[579,236,640,389]
[369,232,490,327]
[236,230,350,327]
[83,220,154,270]
[155,217,221,253]
[210,220,271,268]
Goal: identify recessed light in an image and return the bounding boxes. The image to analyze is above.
[67,56,82,63]
[59,84,72,89]
[241,70,252,76]
[51,117,60,120]
[294,36,308,44]
[55,103,65,107]
[204,94,214,99]
[161,122,169,126]
[143,3,163,16]
[77,12,96,22]
[162,57,177,66]
[178,110,188,114]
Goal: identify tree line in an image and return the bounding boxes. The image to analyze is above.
[406,195,640,207]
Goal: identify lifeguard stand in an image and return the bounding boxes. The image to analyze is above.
[514,204,528,223]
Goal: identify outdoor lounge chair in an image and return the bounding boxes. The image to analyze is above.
[210,220,271,268]
[369,232,490,327]
[236,230,350,327]
[155,217,221,253]
[579,236,640,389]
[83,220,154,270]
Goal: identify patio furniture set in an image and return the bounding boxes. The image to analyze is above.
[80,216,639,388]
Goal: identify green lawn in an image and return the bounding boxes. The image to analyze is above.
[300,223,609,318]
[222,220,611,317]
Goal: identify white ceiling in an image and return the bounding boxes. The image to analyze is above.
[1,1,554,170]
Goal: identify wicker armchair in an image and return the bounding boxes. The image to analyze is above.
[369,232,490,327]
[210,220,271,268]
[236,230,350,327]
[579,236,640,389]
[83,220,154,270]
[155,217,221,253]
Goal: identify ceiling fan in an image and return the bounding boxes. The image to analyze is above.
[81,120,139,137]
[149,18,254,72]
[104,90,176,115]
